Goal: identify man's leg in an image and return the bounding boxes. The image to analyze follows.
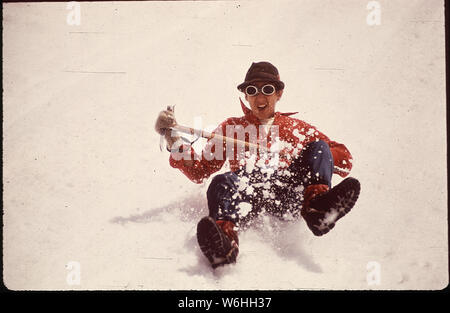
[265,140,334,219]
[289,139,334,189]
[207,170,264,228]
[197,171,243,268]
[206,171,241,224]
[286,140,360,236]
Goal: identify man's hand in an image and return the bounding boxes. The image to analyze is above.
[155,106,180,150]
[155,106,177,135]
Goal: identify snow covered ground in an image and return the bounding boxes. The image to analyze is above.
[3,0,447,290]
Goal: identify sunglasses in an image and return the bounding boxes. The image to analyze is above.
[245,84,276,96]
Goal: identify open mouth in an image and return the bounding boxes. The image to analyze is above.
[257,104,267,110]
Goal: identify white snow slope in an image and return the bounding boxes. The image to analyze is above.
[3,1,448,290]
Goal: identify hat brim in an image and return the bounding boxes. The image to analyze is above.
[237,79,285,92]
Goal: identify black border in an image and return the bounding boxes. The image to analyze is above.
[1,0,449,307]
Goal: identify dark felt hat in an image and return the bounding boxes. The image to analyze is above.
[237,61,285,91]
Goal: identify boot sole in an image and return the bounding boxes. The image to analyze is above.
[307,177,361,236]
[197,217,234,268]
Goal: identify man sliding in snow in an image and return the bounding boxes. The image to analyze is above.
[155,61,360,269]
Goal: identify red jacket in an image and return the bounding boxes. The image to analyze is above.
[170,100,353,184]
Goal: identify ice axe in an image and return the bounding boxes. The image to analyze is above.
[158,106,350,175]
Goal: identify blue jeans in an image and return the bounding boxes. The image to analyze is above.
[206,140,334,228]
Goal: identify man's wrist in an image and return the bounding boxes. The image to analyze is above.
[167,143,186,154]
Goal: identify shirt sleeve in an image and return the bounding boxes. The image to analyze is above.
[169,123,227,184]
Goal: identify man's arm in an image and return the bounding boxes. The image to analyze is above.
[168,123,227,184]
[327,140,353,177]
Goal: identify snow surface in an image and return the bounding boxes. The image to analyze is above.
[3,1,447,290]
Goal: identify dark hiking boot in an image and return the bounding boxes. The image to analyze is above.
[197,217,239,269]
[301,177,361,236]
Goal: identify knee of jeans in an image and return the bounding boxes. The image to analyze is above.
[304,140,331,157]
[207,173,234,198]
[305,139,329,150]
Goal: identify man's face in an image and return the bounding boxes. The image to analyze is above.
[244,81,283,120]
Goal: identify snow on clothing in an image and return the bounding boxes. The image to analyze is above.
[207,139,334,227]
[169,100,353,226]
